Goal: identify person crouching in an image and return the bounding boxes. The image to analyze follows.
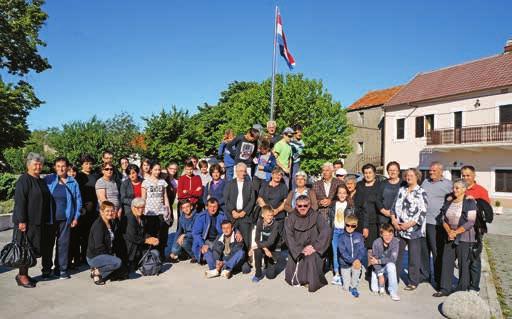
[204,220,245,279]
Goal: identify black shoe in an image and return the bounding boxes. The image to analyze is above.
[189,258,197,264]
[41,272,54,280]
[16,275,35,288]
[59,272,71,280]
[404,284,417,291]
[241,262,252,274]
[28,276,38,284]
[433,291,450,297]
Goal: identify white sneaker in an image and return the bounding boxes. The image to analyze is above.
[379,287,386,295]
[391,294,401,301]
[331,274,342,286]
[220,269,231,279]
[205,269,220,278]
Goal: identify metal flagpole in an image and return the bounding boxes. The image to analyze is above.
[269,6,278,121]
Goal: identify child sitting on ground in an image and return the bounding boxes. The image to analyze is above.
[251,206,283,283]
[204,220,245,279]
[338,214,366,298]
[169,200,196,263]
[369,223,401,301]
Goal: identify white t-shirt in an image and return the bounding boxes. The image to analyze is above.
[142,178,168,216]
[236,180,244,211]
[334,201,348,229]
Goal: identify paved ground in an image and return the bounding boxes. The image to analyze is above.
[486,209,512,317]
[0,230,449,319]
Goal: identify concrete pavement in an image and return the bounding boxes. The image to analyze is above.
[0,229,449,319]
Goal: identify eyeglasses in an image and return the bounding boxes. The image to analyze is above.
[296,204,309,208]
[346,224,357,229]
[103,168,114,171]
[286,134,294,138]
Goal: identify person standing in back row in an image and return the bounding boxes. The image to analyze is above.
[290,124,305,191]
[421,162,452,290]
[273,127,294,189]
[226,128,260,178]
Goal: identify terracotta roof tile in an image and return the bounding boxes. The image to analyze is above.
[386,53,512,107]
[347,86,404,111]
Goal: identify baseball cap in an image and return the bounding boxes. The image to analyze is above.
[336,168,348,176]
[283,127,294,135]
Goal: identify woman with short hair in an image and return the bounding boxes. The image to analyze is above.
[87,201,122,285]
[120,164,143,217]
[284,171,318,213]
[12,153,51,288]
[433,179,477,297]
[391,168,428,291]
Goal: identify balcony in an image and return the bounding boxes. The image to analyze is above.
[427,122,512,146]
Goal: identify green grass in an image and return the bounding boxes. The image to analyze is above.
[0,199,14,215]
[485,239,512,318]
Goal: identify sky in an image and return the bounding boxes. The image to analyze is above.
[19,0,512,130]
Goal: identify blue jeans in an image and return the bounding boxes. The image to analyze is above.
[42,220,71,274]
[371,262,399,295]
[87,254,122,279]
[225,166,234,181]
[204,249,245,271]
[170,235,194,258]
[332,228,344,274]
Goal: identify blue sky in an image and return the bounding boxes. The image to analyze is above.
[23,0,512,130]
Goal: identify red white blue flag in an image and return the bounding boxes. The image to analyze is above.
[276,9,296,69]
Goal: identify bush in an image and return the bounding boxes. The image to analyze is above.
[0,199,14,215]
[0,173,18,200]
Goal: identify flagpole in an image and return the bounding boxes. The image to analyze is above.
[269,6,278,121]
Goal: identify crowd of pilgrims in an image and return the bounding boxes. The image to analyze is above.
[10,121,494,301]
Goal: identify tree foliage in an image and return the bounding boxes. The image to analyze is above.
[143,74,352,173]
[46,113,142,166]
[0,0,51,152]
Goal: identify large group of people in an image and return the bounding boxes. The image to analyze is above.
[10,121,493,303]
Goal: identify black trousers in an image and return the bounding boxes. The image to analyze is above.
[69,205,98,265]
[233,220,252,251]
[254,248,284,279]
[440,241,472,294]
[397,237,428,286]
[425,223,445,288]
[145,215,169,259]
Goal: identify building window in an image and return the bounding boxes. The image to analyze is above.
[357,142,364,154]
[495,169,512,192]
[451,169,461,180]
[425,114,434,132]
[415,116,425,138]
[396,118,405,140]
[500,104,512,124]
[359,112,365,125]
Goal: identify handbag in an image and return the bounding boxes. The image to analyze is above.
[138,249,162,276]
[0,231,37,268]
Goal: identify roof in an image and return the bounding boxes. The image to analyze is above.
[386,53,512,107]
[347,85,404,111]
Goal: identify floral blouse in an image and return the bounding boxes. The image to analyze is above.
[392,185,428,239]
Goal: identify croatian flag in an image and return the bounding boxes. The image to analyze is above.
[276,9,296,69]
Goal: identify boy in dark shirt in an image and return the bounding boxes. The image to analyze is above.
[251,206,283,282]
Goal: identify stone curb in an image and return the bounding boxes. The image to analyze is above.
[482,245,504,319]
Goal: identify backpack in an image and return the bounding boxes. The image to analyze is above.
[138,249,162,276]
[475,199,494,238]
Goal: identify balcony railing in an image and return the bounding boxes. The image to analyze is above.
[427,122,512,146]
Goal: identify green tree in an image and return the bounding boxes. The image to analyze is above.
[144,74,352,174]
[46,114,142,165]
[2,130,53,173]
[143,106,201,164]
[0,0,51,153]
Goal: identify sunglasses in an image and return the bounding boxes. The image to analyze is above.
[286,134,294,138]
[296,204,309,208]
[103,168,114,171]
[346,224,357,229]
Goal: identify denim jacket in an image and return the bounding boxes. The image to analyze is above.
[44,174,82,224]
